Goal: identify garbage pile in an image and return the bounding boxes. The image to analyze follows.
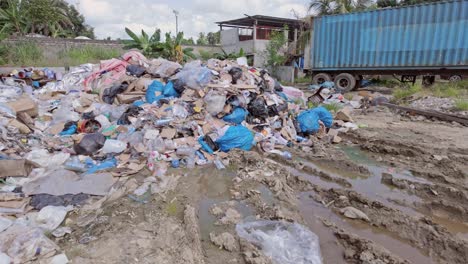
[0,51,360,263]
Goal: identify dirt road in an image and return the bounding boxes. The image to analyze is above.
[58,106,468,264]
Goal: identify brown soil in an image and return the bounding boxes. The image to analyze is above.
[56,106,468,264]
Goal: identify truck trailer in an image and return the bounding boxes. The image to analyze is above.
[310,0,468,91]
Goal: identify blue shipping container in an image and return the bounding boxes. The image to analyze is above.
[312,0,468,71]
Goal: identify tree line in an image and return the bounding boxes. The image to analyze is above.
[0,0,94,39]
[309,0,447,15]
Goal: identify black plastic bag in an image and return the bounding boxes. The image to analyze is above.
[73,133,106,155]
[102,83,128,104]
[117,105,141,125]
[126,65,146,77]
[172,78,186,94]
[247,97,268,119]
[229,67,243,84]
[30,193,90,210]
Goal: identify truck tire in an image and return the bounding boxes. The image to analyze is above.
[334,73,356,92]
[449,75,462,82]
[312,73,332,85]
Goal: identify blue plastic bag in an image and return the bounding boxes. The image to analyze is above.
[223,107,248,124]
[59,124,77,136]
[198,136,214,154]
[297,110,320,134]
[216,126,254,152]
[86,157,118,174]
[146,81,179,104]
[310,106,333,128]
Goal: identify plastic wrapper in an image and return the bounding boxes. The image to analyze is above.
[0,224,59,264]
[0,85,22,103]
[25,149,70,168]
[73,133,106,155]
[248,97,269,119]
[102,139,127,154]
[0,103,16,118]
[236,220,322,264]
[147,59,181,78]
[204,91,226,116]
[117,105,141,125]
[34,206,70,231]
[173,65,212,90]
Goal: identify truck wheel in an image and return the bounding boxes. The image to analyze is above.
[312,73,332,85]
[334,73,356,92]
[449,75,462,82]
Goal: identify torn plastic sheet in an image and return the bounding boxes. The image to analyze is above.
[236,220,322,264]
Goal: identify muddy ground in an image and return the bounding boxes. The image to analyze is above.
[56,104,468,264]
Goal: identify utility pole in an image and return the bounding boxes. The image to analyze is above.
[173,10,179,35]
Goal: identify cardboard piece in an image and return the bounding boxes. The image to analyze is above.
[117,93,144,104]
[6,95,38,117]
[0,159,38,178]
[8,119,31,134]
[160,128,176,139]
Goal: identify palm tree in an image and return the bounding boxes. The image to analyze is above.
[309,0,337,15]
[0,0,28,36]
[309,0,373,15]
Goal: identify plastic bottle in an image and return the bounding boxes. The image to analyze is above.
[155,118,173,127]
[269,149,292,160]
[185,155,195,169]
[214,158,226,170]
[64,156,88,172]
[176,146,195,156]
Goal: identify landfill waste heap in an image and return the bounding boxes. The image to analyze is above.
[0,51,360,263]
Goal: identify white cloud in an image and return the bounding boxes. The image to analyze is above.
[66,0,309,39]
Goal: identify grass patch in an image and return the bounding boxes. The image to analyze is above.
[59,46,121,65]
[392,84,422,101]
[0,42,44,66]
[454,99,468,111]
[322,102,342,112]
[295,76,311,84]
[430,81,468,98]
[0,42,121,66]
[369,78,401,88]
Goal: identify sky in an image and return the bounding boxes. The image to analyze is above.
[65,0,311,40]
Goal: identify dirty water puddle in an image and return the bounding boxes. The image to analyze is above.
[298,192,434,264]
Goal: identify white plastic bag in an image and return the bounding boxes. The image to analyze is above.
[35,206,71,231]
[102,139,127,154]
[236,220,322,264]
[25,149,70,168]
[204,91,226,116]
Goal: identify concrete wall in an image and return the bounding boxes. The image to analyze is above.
[269,66,295,83]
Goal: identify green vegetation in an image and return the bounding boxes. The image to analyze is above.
[429,81,468,99]
[322,102,343,112]
[309,0,446,15]
[0,42,120,66]
[454,99,468,111]
[0,0,94,38]
[1,42,43,66]
[123,28,196,63]
[59,46,121,65]
[392,83,422,101]
[263,26,288,68]
[295,76,311,84]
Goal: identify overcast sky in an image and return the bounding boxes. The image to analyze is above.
[65,0,310,39]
